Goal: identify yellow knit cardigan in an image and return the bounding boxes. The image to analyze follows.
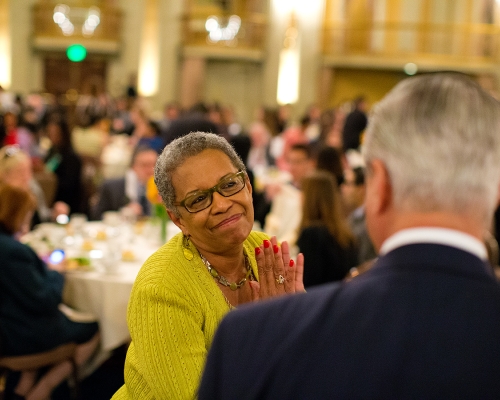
[112,230,268,399]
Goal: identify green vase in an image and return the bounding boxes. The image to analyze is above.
[154,204,169,244]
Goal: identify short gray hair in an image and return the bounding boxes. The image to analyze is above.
[363,73,500,225]
[155,132,246,217]
[0,146,30,181]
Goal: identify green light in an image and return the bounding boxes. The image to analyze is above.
[66,44,87,62]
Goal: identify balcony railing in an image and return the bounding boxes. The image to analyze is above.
[181,10,267,59]
[32,2,121,52]
[323,21,500,70]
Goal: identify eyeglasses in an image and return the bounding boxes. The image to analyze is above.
[175,170,246,213]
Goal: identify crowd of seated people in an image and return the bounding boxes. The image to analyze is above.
[2,74,500,399]
[0,88,377,272]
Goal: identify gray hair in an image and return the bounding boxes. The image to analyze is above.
[154,132,246,217]
[363,72,500,225]
[0,146,30,181]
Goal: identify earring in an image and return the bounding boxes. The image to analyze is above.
[183,234,194,261]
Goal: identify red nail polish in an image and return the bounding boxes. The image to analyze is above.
[255,247,261,256]
[289,259,294,267]
[273,245,279,254]
[263,240,270,248]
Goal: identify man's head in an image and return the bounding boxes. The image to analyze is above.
[131,146,158,185]
[363,73,500,248]
[341,167,366,215]
[287,144,314,188]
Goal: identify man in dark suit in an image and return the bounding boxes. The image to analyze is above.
[342,95,368,151]
[91,145,157,220]
[199,73,500,399]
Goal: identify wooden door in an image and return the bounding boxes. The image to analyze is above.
[44,54,107,97]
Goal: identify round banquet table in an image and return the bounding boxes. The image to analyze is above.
[61,221,181,352]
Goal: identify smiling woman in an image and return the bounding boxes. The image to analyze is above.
[112,132,304,400]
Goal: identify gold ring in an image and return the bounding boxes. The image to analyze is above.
[275,274,285,284]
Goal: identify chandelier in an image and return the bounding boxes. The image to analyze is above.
[205,15,241,44]
[53,4,101,37]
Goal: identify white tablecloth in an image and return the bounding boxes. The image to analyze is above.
[62,222,180,352]
[63,260,143,351]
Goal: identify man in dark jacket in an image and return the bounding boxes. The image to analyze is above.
[199,73,500,399]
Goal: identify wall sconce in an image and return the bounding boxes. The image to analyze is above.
[277,13,300,105]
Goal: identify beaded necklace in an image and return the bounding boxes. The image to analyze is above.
[199,252,254,291]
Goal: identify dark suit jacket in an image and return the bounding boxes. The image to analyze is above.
[91,178,128,220]
[0,231,98,356]
[200,243,500,399]
[342,108,367,151]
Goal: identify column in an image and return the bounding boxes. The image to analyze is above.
[137,0,160,98]
[264,0,325,118]
[384,0,401,54]
[107,0,145,98]
[179,57,206,110]
[296,0,325,114]
[0,0,9,88]
[9,0,39,94]
[157,0,183,108]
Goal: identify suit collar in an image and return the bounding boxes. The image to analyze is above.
[373,243,495,279]
[380,227,487,260]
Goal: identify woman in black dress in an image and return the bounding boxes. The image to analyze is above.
[297,171,358,287]
[44,117,83,214]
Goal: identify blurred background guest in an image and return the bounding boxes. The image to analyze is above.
[274,115,311,171]
[0,183,99,400]
[264,143,315,245]
[342,96,368,151]
[162,102,219,146]
[110,96,134,136]
[0,145,69,226]
[341,165,377,264]
[228,129,266,229]
[316,145,345,187]
[157,101,181,134]
[1,111,39,158]
[44,116,83,214]
[247,107,275,175]
[72,115,110,164]
[135,120,163,154]
[91,145,157,220]
[297,171,357,287]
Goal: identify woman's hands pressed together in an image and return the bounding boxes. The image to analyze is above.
[250,236,304,301]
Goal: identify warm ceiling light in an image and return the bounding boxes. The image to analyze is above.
[205,15,241,44]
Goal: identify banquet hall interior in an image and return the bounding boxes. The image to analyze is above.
[1,0,500,398]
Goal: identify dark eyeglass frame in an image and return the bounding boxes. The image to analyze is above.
[175,170,247,213]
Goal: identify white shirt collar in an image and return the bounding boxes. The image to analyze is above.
[125,169,139,202]
[379,227,487,260]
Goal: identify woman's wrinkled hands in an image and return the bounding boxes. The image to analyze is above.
[249,236,304,301]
